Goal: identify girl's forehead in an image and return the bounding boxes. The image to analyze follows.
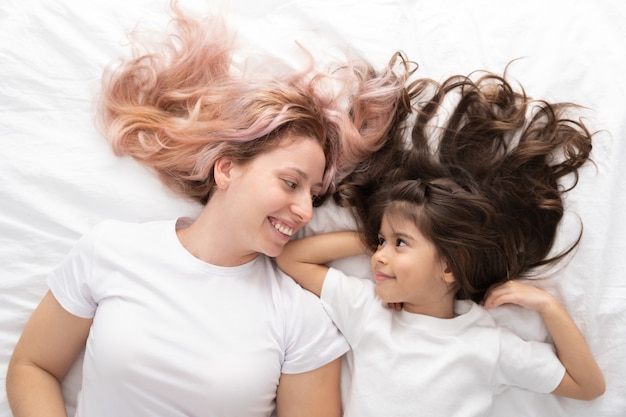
[383,202,420,224]
[382,209,435,249]
[381,211,417,232]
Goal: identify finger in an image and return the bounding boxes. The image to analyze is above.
[484,287,516,309]
[387,302,403,311]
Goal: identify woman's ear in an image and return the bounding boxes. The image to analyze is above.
[213,157,235,188]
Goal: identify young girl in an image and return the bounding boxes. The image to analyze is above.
[277,72,605,416]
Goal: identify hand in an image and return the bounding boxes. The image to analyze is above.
[485,280,606,401]
[483,280,557,314]
[387,302,403,311]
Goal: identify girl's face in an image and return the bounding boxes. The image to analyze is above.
[224,135,326,261]
[370,211,455,317]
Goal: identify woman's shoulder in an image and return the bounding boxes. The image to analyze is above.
[87,218,175,240]
[265,256,307,295]
[68,218,178,261]
[263,257,329,311]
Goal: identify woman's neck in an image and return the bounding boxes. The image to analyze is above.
[176,204,259,267]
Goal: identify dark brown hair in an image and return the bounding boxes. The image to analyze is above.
[341,69,594,302]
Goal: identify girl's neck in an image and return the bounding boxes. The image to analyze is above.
[402,296,456,319]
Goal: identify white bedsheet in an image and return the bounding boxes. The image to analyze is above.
[1,1,624,416]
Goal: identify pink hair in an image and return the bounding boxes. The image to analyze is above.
[98,2,409,204]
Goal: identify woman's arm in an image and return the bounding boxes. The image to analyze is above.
[483,280,605,400]
[277,231,365,297]
[275,357,342,417]
[6,291,93,417]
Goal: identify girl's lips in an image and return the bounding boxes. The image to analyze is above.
[374,272,394,282]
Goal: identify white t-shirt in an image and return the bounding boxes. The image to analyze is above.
[321,267,566,417]
[47,219,349,417]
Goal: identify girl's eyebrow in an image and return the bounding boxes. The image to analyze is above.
[395,232,413,241]
[388,227,414,242]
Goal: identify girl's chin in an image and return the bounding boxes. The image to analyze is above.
[374,288,390,301]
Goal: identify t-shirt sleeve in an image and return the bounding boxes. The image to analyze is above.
[320,267,377,345]
[280,274,350,374]
[492,328,566,394]
[46,222,107,319]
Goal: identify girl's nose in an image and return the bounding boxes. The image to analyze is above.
[373,248,388,265]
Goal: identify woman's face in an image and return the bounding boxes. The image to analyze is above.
[224,134,326,260]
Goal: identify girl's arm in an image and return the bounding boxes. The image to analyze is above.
[276,231,366,297]
[483,280,605,400]
[6,291,93,417]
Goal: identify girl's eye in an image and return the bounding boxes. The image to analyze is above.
[377,236,386,247]
[396,239,407,247]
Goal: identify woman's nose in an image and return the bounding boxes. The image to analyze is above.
[292,193,314,224]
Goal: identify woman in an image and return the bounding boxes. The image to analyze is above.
[6,5,409,417]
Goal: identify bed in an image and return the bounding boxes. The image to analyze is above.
[1,1,624,416]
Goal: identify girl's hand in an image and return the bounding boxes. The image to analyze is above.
[387,302,403,311]
[483,280,556,313]
[485,279,605,401]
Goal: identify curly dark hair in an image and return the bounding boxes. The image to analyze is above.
[337,69,594,302]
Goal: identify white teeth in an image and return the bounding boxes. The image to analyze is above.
[272,221,293,236]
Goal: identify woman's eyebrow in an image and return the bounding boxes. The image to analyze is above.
[287,167,323,188]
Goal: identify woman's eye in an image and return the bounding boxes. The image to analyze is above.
[283,180,297,189]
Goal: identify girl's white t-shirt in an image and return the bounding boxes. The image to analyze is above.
[321,267,566,417]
